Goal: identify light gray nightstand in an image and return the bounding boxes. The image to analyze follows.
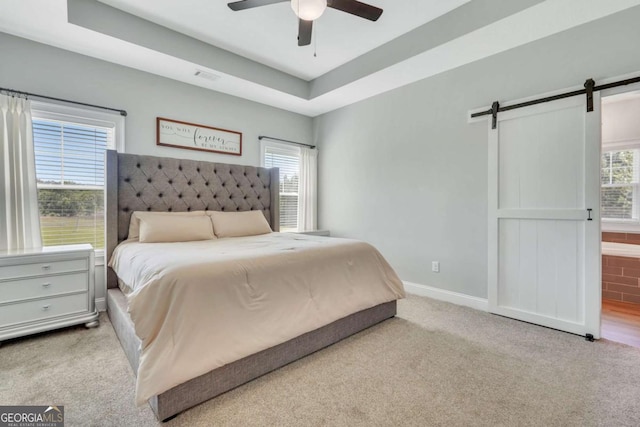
[295,230,330,236]
[0,244,99,343]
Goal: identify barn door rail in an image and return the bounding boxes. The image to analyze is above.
[472,75,640,129]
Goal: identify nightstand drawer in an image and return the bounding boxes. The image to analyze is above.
[0,258,87,280]
[0,272,88,303]
[0,293,88,328]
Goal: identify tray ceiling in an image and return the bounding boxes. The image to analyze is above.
[1,0,639,116]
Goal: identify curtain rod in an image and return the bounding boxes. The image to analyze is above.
[259,135,316,149]
[471,75,640,129]
[0,87,127,117]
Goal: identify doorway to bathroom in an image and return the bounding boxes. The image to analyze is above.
[600,89,640,348]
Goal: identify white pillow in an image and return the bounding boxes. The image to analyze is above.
[207,210,272,238]
[127,210,205,240]
[138,215,215,243]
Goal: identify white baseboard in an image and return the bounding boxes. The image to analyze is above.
[403,281,488,312]
[95,297,106,312]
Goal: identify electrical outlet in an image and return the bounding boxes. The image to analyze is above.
[432,261,440,273]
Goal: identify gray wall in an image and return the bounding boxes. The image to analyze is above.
[0,33,312,308]
[0,33,312,167]
[314,8,640,299]
[603,96,640,143]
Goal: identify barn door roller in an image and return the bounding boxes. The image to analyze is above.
[584,79,595,112]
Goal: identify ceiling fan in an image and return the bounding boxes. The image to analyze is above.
[227,0,383,46]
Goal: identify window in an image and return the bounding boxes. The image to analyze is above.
[262,143,300,231]
[601,148,639,221]
[31,103,124,251]
[261,140,317,232]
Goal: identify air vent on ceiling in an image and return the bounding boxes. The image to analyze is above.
[194,70,220,82]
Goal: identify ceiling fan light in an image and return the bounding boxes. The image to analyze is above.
[291,0,327,21]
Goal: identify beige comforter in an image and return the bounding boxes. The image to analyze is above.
[109,232,405,405]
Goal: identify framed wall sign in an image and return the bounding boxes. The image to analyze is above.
[156,117,242,156]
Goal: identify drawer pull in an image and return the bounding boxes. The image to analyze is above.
[42,283,51,288]
[41,265,51,271]
[42,304,51,311]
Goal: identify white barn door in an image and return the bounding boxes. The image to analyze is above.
[488,95,601,338]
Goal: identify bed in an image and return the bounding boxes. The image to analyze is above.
[105,150,404,421]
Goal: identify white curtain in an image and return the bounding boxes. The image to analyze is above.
[298,146,318,231]
[0,94,42,250]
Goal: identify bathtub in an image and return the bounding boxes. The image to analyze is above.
[602,241,640,257]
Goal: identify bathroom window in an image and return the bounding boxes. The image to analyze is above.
[601,149,639,221]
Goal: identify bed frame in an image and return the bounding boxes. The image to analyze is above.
[104,150,397,421]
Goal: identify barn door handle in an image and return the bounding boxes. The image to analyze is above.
[587,208,593,221]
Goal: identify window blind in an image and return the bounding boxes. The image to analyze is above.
[263,144,300,232]
[32,118,113,248]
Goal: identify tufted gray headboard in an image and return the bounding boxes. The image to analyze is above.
[105,150,279,288]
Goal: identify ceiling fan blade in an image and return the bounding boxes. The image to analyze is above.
[327,0,383,21]
[298,19,313,46]
[228,0,288,11]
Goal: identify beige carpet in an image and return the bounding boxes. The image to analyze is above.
[1,294,639,426]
